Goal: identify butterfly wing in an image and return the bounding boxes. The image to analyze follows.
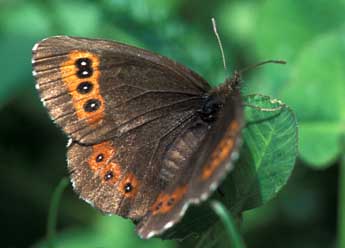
[136,88,243,239]
[32,36,210,144]
[32,36,210,220]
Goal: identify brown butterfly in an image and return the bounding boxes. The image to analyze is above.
[32,36,243,239]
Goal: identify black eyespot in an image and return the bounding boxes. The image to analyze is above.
[77,81,93,94]
[75,58,92,69]
[155,201,163,210]
[83,99,101,112]
[77,68,93,78]
[104,171,113,181]
[95,153,104,162]
[167,197,175,206]
[124,183,133,193]
[76,58,93,78]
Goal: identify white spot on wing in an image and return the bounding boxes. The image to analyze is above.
[178,206,185,217]
[35,84,40,90]
[71,179,76,190]
[163,221,174,230]
[210,182,218,191]
[146,231,155,239]
[231,151,239,161]
[201,192,208,201]
[32,42,40,52]
[84,198,95,207]
[32,70,37,77]
[66,138,73,147]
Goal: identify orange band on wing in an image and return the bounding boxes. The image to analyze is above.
[60,51,104,125]
[150,186,188,215]
[201,121,240,180]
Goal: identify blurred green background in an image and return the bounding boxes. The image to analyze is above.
[1,0,344,247]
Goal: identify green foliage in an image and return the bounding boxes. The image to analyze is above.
[282,33,345,167]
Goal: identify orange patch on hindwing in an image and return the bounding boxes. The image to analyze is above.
[87,142,140,197]
[150,186,188,215]
[118,172,139,198]
[60,51,104,125]
[201,121,240,180]
[88,142,121,184]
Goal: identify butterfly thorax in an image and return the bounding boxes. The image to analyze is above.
[198,95,222,122]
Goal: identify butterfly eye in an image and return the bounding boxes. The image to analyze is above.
[77,81,93,94]
[83,99,101,112]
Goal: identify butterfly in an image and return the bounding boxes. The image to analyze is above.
[32,36,243,239]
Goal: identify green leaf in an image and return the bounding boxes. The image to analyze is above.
[282,32,345,168]
[222,94,298,212]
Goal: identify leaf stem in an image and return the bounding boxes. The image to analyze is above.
[211,201,246,248]
[47,177,69,248]
[339,135,345,248]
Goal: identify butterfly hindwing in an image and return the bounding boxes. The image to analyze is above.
[67,103,202,220]
[136,89,243,239]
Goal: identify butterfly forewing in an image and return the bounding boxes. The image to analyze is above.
[32,36,209,144]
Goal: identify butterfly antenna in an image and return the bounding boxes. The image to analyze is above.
[239,60,286,74]
[212,17,227,73]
